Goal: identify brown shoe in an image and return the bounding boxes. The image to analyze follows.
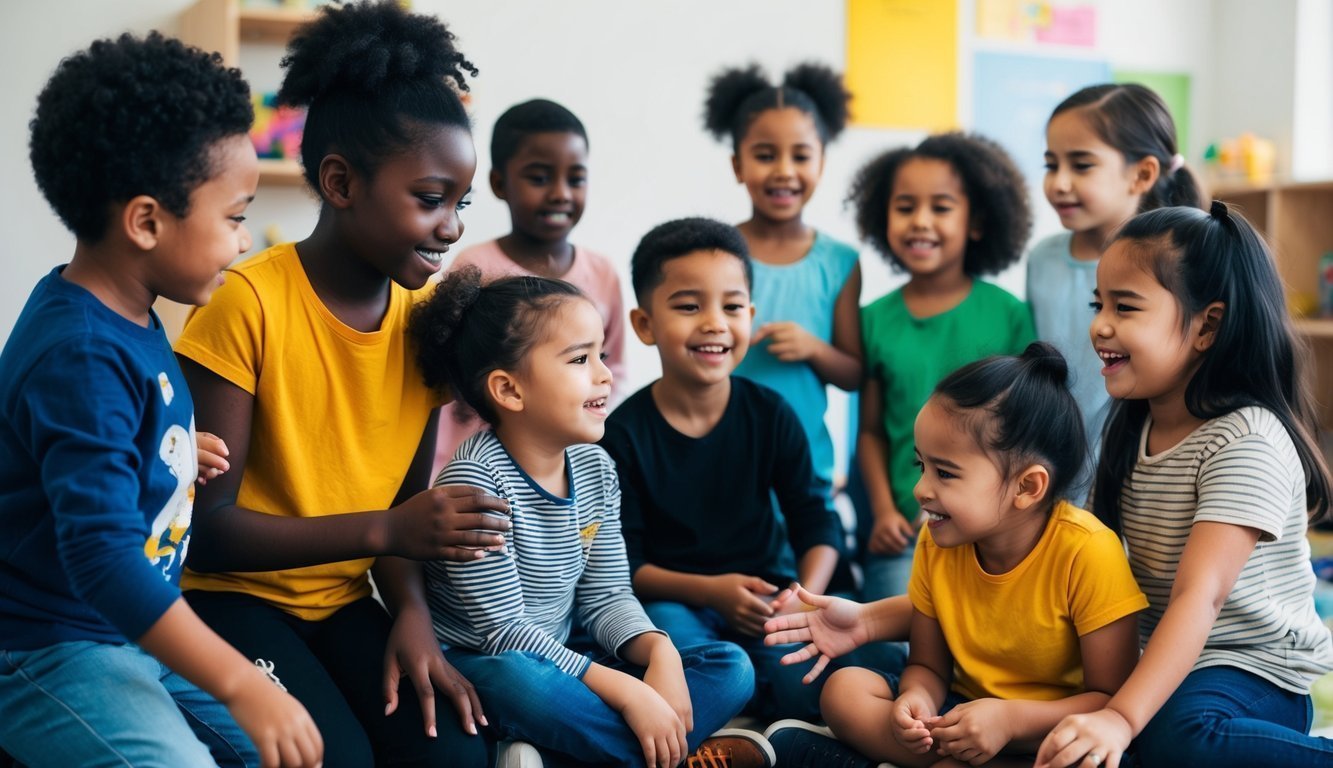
[685,729,775,768]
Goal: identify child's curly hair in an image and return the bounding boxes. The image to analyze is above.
[703,62,850,150]
[848,132,1032,276]
[29,32,252,242]
[278,0,478,192]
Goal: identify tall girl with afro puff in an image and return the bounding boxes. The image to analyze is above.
[705,63,863,502]
[174,2,506,765]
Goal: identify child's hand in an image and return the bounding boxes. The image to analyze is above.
[763,583,870,683]
[226,673,323,768]
[705,574,778,637]
[891,688,938,754]
[868,510,916,556]
[620,683,687,768]
[753,321,820,362]
[383,604,486,737]
[927,698,1012,765]
[382,485,511,561]
[196,431,229,486]
[641,643,693,734]
[1035,709,1133,768]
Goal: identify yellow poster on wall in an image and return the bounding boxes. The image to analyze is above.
[846,0,957,129]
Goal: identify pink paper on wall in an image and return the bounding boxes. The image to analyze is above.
[1033,5,1096,47]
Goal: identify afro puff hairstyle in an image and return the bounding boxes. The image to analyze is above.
[703,62,850,151]
[409,265,584,425]
[29,32,252,243]
[630,217,751,306]
[847,132,1031,276]
[278,0,477,192]
[490,99,588,171]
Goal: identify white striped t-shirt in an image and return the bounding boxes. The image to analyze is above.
[1121,406,1333,693]
[425,430,661,678]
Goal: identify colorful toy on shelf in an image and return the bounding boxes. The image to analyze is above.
[1203,133,1276,183]
[249,92,305,160]
[1321,253,1333,318]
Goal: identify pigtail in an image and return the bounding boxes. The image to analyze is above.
[782,62,850,141]
[703,64,771,143]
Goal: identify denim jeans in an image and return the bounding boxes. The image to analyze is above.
[0,640,256,768]
[444,640,753,768]
[644,601,907,722]
[1133,665,1333,768]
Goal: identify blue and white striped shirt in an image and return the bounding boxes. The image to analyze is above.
[425,430,660,678]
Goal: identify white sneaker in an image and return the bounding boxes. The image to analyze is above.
[496,740,543,768]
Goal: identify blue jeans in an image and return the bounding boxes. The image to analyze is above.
[0,641,256,768]
[444,641,753,767]
[1133,665,1333,768]
[859,547,915,603]
[645,601,907,722]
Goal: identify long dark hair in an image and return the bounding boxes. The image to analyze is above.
[934,342,1088,506]
[1093,202,1332,531]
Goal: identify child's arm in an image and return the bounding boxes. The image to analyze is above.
[633,564,777,637]
[930,613,1140,763]
[623,632,693,747]
[179,359,511,571]
[1036,522,1260,768]
[857,376,917,556]
[892,609,954,755]
[139,599,323,767]
[582,658,688,768]
[752,263,864,390]
[764,585,913,681]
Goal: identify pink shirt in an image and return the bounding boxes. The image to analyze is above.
[431,239,627,475]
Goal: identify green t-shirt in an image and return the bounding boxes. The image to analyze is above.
[862,280,1036,520]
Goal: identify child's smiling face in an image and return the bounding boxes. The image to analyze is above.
[912,396,1013,549]
[886,157,977,280]
[508,297,613,446]
[732,107,824,225]
[1044,109,1146,238]
[493,130,588,245]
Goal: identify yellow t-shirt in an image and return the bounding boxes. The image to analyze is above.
[175,243,438,620]
[908,502,1147,702]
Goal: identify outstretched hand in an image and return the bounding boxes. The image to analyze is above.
[762,583,870,682]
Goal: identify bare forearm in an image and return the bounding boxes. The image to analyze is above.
[808,342,862,391]
[861,594,913,643]
[796,544,838,595]
[899,663,950,710]
[619,631,678,669]
[372,557,428,616]
[1107,591,1217,734]
[999,693,1112,749]
[632,564,718,608]
[137,598,272,705]
[188,503,388,572]
[582,661,640,712]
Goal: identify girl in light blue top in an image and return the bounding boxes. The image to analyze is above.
[704,63,862,491]
[1028,83,1202,503]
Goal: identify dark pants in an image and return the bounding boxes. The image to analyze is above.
[187,591,491,768]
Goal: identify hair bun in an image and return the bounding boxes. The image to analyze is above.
[1209,199,1231,221]
[782,62,850,140]
[703,64,771,141]
[1020,341,1069,387]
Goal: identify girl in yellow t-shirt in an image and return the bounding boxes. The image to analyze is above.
[762,342,1147,767]
[173,4,508,767]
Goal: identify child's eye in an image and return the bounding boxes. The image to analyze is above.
[456,195,472,212]
[570,175,588,188]
[937,469,955,480]
[1089,301,1103,312]
[570,354,588,365]
[1074,163,1095,172]
[724,303,747,313]
[599,352,609,361]
[933,205,953,214]
[1043,162,1057,171]
[417,194,444,208]
[912,459,924,472]
[672,303,699,313]
[894,206,914,215]
[230,215,247,224]
[1116,303,1138,313]
[526,174,549,185]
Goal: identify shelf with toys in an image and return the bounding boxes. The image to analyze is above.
[1211,178,1333,433]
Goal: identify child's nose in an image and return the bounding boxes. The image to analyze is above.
[549,177,572,202]
[238,224,253,254]
[437,209,463,244]
[912,473,932,504]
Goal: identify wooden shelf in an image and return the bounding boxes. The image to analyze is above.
[1296,317,1333,340]
[238,6,315,45]
[179,0,316,66]
[258,157,305,186]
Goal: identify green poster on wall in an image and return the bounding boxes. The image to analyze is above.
[1112,70,1192,158]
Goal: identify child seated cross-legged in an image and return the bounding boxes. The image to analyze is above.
[763,343,1147,768]
[0,33,320,767]
[599,218,905,725]
[408,266,773,768]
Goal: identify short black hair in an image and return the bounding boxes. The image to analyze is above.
[278,0,477,193]
[934,341,1087,504]
[490,99,588,171]
[410,266,584,426]
[848,132,1031,276]
[703,62,850,151]
[29,32,252,242]
[629,217,751,306]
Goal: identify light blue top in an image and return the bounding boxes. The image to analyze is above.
[734,231,860,486]
[1025,231,1108,504]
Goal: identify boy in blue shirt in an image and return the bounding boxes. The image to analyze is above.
[600,218,903,723]
[0,33,320,767]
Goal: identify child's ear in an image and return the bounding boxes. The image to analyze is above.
[731,154,743,183]
[121,195,165,251]
[1130,155,1162,196]
[629,307,656,346]
[1012,463,1050,511]
[318,154,355,209]
[486,369,525,415]
[1194,301,1225,351]
[489,168,507,201]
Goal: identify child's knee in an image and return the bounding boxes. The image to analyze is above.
[820,667,886,725]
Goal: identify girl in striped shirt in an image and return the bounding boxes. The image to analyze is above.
[407,266,773,768]
[1036,203,1333,768]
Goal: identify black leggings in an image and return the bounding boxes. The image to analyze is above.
[186,591,492,768]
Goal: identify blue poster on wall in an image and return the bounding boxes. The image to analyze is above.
[973,51,1112,188]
